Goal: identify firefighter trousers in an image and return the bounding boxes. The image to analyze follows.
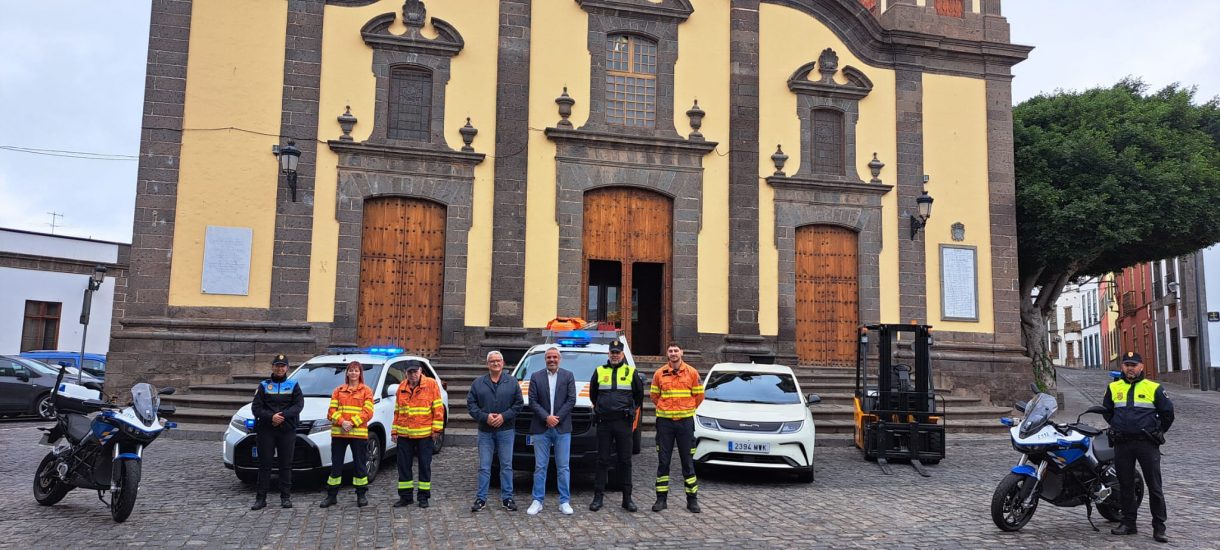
[655,417,697,495]
[327,437,369,495]
[396,436,434,499]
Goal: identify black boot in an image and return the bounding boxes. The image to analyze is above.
[1110,524,1137,536]
[251,494,267,511]
[622,490,637,513]
[394,492,414,507]
[280,495,293,509]
[589,493,604,511]
[686,494,701,513]
[356,489,369,507]
[418,491,430,508]
[651,493,667,512]
[319,491,338,508]
[1153,526,1168,543]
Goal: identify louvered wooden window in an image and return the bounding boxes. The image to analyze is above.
[606,35,657,128]
[21,301,60,352]
[388,66,432,141]
[935,0,965,17]
[812,108,845,176]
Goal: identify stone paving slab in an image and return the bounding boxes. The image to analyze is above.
[0,368,1214,548]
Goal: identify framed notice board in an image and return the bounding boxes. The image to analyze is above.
[940,244,978,322]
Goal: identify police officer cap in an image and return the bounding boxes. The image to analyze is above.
[272,354,289,366]
[608,340,625,352]
[405,362,422,371]
[1122,351,1143,365]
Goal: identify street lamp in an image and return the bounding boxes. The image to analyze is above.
[275,139,301,202]
[909,175,934,239]
[78,265,107,385]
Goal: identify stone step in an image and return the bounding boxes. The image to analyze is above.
[162,393,252,407]
[189,383,259,395]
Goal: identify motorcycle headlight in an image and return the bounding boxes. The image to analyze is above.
[309,419,332,435]
[230,416,251,434]
[696,415,721,431]
[779,420,804,434]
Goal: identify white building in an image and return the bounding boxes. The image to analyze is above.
[0,228,128,355]
[1048,279,1102,369]
[1196,246,1219,389]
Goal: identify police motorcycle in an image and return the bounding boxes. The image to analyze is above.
[32,364,177,522]
[990,385,1142,532]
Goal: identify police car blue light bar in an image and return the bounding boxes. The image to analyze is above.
[368,347,404,356]
[557,337,591,347]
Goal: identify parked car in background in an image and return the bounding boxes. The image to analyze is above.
[223,347,450,484]
[693,363,820,483]
[0,355,103,420]
[19,351,107,380]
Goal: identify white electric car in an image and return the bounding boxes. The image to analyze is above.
[693,363,820,482]
[223,348,449,483]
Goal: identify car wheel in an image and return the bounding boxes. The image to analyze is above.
[35,394,56,421]
[365,432,383,482]
[797,463,815,483]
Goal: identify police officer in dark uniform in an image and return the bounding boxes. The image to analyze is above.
[250,353,304,510]
[587,339,644,512]
[1103,351,1174,543]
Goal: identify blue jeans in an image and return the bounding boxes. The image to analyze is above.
[477,429,514,502]
[531,428,571,504]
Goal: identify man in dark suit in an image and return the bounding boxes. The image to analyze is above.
[525,347,577,515]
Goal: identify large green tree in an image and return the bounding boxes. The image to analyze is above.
[1015,79,1220,390]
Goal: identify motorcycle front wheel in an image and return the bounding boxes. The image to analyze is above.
[991,473,1040,531]
[32,453,71,505]
[111,460,141,522]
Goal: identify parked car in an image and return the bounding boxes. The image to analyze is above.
[222,348,449,484]
[19,351,106,380]
[693,363,820,483]
[0,355,103,420]
[510,332,642,472]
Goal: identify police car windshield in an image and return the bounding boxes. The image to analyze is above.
[515,350,627,382]
[291,362,383,397]
[703,371,801,405]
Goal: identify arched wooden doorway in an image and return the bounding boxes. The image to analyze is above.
[357,197,445,355]
[795,225,859,366]
[583,187,672,356]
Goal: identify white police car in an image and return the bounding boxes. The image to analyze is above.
[509,331,642,471]
[223,347,449,483]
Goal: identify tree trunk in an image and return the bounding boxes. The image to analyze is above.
[1019,266,1076,393]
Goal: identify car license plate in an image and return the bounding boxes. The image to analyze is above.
[525,435,533,446]
[728,441,770,454]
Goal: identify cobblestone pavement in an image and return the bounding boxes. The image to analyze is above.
[0,368,1215,549]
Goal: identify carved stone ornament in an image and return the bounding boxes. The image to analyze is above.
[686,99,705,141]
[868,152,884,184]
[788,48,873,101]
[556,87,575,129]
[817,48,838,83]
[460,117,478,152]
[771,145,789,176]
[361,8,464,57]
[402,0,426,29]
[951,222,966,242]
[337,105,357,141]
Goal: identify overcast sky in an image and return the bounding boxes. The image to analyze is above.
[2,1,1218,244]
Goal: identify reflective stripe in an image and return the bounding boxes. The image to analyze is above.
[656,476,670,483]
[685,485,698,494]
[327,476,342,486]
[1132,401,1155,409]
[431,421,444,430]
[660,390,692,397]
[417,481,432,491]
[656,408,696,419]
[656,485,669,493]
[398,481,416,490]
[684,476,697,485]
[1113,401,1129,408]
[352,476,368,487]
[650,385,661,393]
[332,426,368,438]
[690,385,704,394]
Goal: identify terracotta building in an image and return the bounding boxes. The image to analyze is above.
[109,0,1032,404]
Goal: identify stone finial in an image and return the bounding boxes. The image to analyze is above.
[337,105,357,142]
[771,145,789,176]
[686,99,705,141]
[460,117,478,152]
[817,48,839,83]
[868,152,885,184]
[555,87,575,128]
[403,0,427,29]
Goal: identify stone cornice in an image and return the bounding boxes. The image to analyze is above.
[576,0,694,22]
[328,140,485,166]
[545,127,718,155]
[767,174,893,196]
[361,12,464,57]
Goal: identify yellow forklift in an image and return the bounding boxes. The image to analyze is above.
[853,323,946,476]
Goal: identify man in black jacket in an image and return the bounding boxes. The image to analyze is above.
[1103,351,1175,543]
[250,353,304,510]
[588,340,644,512]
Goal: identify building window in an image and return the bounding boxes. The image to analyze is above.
[606,35,657,128]
[935,0,965,17]
[388,66,432,141]
[811,108,846,176]
[21,300,60,352]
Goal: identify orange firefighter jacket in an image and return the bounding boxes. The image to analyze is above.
[392,376,445,439]
[328,383,375,439]
[650,362,704,420]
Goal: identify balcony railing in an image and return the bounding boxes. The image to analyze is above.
[1064,320,1082,333]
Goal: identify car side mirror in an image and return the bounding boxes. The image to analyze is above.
[387,384,399,397]
[805,393,822,405]
[17,373,29,382]
[158,387,176,396]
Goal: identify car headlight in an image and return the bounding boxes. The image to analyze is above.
[230,416,251,434]
[309,419,332,435]
[696,415,721,431]
[779,420,804,434]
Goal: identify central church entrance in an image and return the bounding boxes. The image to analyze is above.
[582,187,671,356]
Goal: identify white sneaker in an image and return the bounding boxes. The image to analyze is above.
[559,502,574,515]
[527,500,543,515]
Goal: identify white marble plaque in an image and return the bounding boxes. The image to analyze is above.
[940,245,978,321]
[202,226,252,295]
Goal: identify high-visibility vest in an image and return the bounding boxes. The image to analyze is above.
[328,384,374,439]
[594,363,636,416]
[392,377,445,439]
[1108,378,1162,435]
[651,362,704,420]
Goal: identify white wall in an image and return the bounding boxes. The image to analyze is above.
[1205,244,1220,368]
[0,230,119,264]
[0,267,116,355]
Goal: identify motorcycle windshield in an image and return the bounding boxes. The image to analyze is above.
[131,383,158,426]
[1018,392,1058,438]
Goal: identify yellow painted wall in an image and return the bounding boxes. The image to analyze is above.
[307,0,500,324]
[758,4,900,336]
[169,0,287,307]
[522,1,590,327]
[678,0,731,335]
[922,73,993,332]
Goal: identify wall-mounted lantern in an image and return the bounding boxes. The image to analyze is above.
[909,175,933,240]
